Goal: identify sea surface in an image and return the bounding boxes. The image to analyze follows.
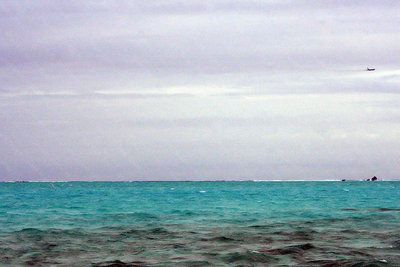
[1,181,400,266]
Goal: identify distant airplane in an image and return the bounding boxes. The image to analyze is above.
[366,67,375,71]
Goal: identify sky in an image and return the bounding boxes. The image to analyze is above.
[1,0,400,181]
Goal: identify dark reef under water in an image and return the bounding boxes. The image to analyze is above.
[2,218,400,266]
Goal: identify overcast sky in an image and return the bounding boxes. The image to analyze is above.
[1,0,400,181]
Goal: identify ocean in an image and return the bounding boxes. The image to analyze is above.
[0,181,399,266]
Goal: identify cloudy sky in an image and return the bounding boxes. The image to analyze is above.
[1,0,400,181]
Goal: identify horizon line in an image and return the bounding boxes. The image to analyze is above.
[1,179,399,183]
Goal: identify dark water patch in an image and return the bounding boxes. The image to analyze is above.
[12,228,91,248]
[145,227,175,240]
[98,212,160,223]
[347,261,388,267]
[308,259,349,266]
[40,242,57,252]
[210,236,236,242]
[292,230,316,240]
[15,228,45,242]
[98,226,132,232]
[341,229,359,234]
[249,224,267,229]
[17,228,43,233]
[392,240,400,249]
[92,260,148,267]
[219,218,258,224]
[172,243,185,249]
[170,256,186,260]
[150,227,169,234]
[118,229,142,238]
[16,228,89,237]
[263,243,315,256]
[196,228,274,244]
[354,247,376,254]
[20,251,60,266]
[95,226,176,241]
[222,250,279,264]
[178,260,211,266]
[270,229,316,242]
[170,209,199,216]
[129,212,159,220]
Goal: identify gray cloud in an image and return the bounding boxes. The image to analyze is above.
[1,1,400,180]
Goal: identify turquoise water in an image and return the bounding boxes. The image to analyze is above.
[1,181,400,266]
